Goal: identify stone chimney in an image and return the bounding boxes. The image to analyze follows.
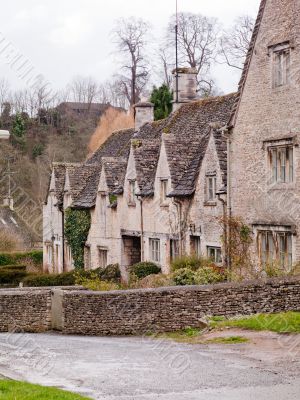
[172,68,198,112]
[133,98,154,130]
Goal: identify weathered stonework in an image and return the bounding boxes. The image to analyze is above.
[62,276,300,336]
[0,288,52,333]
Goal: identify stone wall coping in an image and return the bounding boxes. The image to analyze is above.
[0,286,84,294]
[61,275,300,297]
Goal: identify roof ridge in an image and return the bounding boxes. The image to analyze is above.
[228,0,267,127]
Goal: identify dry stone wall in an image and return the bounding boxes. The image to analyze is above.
[0,277,299,335]
[62,276,300,336]
[0,288,52,333]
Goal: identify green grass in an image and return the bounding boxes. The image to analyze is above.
[204,336,249,344]
[0,380,91,399]
[210,312,300,333]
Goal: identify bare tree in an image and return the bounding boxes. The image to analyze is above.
[68,76,100,108]
[167,12,219,95]
[0,79,10,114]
[112,17,150,107]
[219,15,255,70]
[157,46,173,89]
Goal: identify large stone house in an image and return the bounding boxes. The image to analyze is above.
[228,0,300,270]
[43,68,235,278]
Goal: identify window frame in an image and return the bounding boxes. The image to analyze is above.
[98,247,108,269]
[207,246,222,264]
[170,239,180,261]
[160,179,169,206]
[258,230,293,270]
[206,174,217,203]
[272,44,291,88]
[149,238,161,264]
[268,145,294,184]
[128,179,136,206]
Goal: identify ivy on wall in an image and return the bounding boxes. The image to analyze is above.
[64,208,91,270]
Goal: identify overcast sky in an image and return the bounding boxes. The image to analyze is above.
[0,0,261,96]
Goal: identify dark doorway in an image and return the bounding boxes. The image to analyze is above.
[122,236,141,268]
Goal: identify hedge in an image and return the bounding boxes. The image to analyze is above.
[0,251,43,267]
[0,268,28,285]
[22,272,76,287]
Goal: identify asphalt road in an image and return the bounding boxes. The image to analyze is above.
[0,332,299,399]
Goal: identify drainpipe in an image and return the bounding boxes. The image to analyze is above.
[62,208,65,272]
[222,126,232,276]
[137,196,144,262]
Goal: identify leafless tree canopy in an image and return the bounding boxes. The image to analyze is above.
[219,15,255,70]
[167,12,219,95]
[112,17,150,107]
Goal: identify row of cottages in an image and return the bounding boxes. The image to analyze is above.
[44,0,300,277]
[228,0,300,270]
[43,68,236,278]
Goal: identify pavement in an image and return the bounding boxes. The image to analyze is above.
[0,331,299,399]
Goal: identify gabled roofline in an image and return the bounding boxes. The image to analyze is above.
[228,0,267,128]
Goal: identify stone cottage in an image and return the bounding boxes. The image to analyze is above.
[228,0,300,270]
[43,67,236,277]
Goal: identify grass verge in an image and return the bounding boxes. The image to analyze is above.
[0,380,91,400]
[210,312,300,333]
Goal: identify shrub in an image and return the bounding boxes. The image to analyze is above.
[130,262,161,279]
[172,268,195,286]
[131,273,174,289]
[0,265,27,271]
[0,251,43,267]
[75,272,120,291]
[194,267,224,285]
[22,272,76,287]
[99,264,121,283]
[171,255,214,272]
[0,268,28,285]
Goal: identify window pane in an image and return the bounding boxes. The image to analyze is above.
[288,147,293,182]
[287,235,292,268]
[271,149,277,183]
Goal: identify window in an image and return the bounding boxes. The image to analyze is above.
[47,245,53,265]
[258,231,292,269]
[207,247,222,264]
[150,239,160,263]
[160,179,168,205]
[269,146,293,183]
[98,248,108,269]
[206,175,217,202]
[273,47,290,88]
[191,236,201,257]
[170,239,180,261]
[128,180,136,205]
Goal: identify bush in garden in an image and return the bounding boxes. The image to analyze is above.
[0,268,28,285]
[99,264,121,283]
[130,262,161,279]
[130,273,174,289]
[172,268,196,286]
[22,272,76,287]
[193,267,224,285]
[171,255,215,272]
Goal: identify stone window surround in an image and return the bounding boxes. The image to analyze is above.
[204,171,217,206]
[268,41,293,89]
[263,136,298,189]
[159,178,169,207]
[127,179,137,207]
[253,224,295,269]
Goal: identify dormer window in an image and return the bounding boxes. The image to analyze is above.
[128,180,136,205]
[206,174,217,203]
[271,42,291,88]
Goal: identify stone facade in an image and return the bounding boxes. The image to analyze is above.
[229,0,300,267]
